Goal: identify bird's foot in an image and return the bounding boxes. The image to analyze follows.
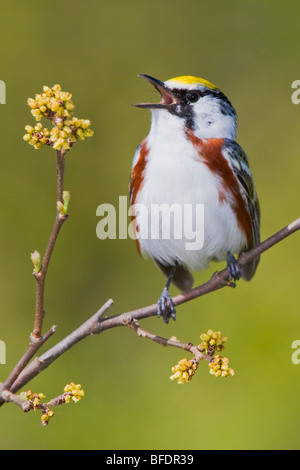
[226,254,242,281]
[157,287,176,324]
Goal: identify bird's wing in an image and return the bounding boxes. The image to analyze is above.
[223,139,261,280]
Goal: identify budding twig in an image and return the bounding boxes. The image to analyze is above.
[32,150,68,339]
[1,383,84,426]
[0,84,94,414]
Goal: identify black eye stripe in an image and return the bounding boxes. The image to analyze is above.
[165,87,237,130]
[167,88,212,102]
[166,87,235,110]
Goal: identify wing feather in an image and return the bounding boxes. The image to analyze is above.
[223,140,261,280]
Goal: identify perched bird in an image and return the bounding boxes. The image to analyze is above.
[130,74,260,323]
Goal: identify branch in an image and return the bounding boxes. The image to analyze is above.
[0,326,56,394]
[126,317,204,358]
[1,391,29,411]
[3,216,299,396]
[8,299,114,395]
[1,383,84,426]
[102,216,300,321]
[0,85,94,414]
[32,150,68,339]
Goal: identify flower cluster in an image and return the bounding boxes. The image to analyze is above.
[19,382,84,426]
[170,329,234,384]
[170,357,199,384]
[23,84,93,152]
[63,382,85,403]
[198,329,228,354]
[27,84,75,121]
[40,383,84,426]
[209,355,235,378]
[41,409,54,427]
[20,390,45,410]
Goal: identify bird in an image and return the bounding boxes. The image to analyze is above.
[130,74,260,324]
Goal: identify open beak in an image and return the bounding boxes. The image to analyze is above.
[134,74,175,109]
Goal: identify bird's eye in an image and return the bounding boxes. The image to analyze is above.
[186,91,200,103]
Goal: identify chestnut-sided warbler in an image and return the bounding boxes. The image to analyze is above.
[130,74,260,323]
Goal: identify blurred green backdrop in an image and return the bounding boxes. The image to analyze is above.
[0,0,300,450]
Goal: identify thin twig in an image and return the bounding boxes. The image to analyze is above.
[126,317,203,358]
[32,150,68,339]
[56,149,65,204]
[1,389,73,413]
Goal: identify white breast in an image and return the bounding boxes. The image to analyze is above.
[134,110,246,271]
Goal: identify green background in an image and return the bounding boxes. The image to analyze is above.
[0,0,300,450]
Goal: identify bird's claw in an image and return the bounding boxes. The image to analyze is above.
[157,287,176,324]
[227,254,242,281]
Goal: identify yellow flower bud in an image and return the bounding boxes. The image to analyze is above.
[50,99,60,112]
[65,101,75,111]
[27,98,36,109]
[35,122,43,132]
[25,125,34,133]
[82,119,91,129]
[200,333,210,342]
[31,109,40,117]
[84,129,94,137]
[59,130,68,139]
[33,142,43,149]
[76,128,84,140]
